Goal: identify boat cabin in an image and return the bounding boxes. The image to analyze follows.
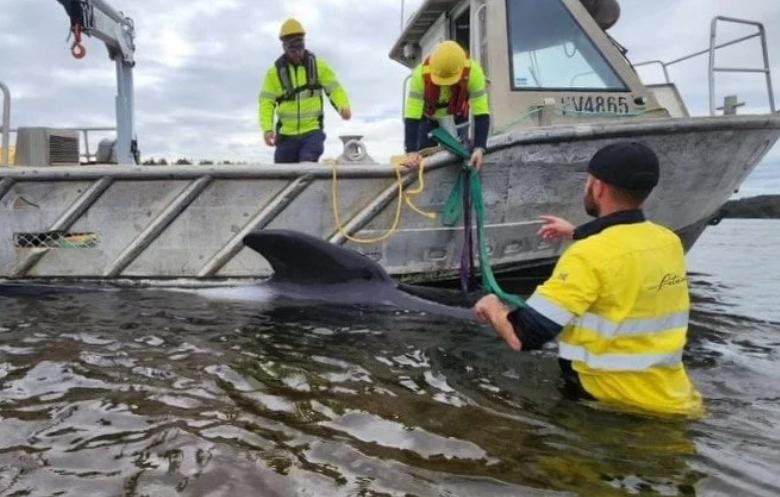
[390,0,676,133]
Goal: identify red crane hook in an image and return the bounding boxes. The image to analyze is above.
[71,24,86,59]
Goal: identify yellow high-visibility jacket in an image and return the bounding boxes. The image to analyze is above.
[404,59,490,120]
[527,218,703,416]
[259,53,350,137]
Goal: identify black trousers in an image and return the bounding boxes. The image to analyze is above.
[559,359,596,401]
[274,130,326,163]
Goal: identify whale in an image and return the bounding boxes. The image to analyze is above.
[216,229,477,321]
[0,230,481,322]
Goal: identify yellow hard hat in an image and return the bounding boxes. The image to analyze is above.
[429,41,467,86]
[279,18,305,39]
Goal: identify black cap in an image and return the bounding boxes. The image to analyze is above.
[587,142,660,190]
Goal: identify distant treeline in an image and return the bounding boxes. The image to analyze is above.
[722,195,780,219]
[141,158,249,166]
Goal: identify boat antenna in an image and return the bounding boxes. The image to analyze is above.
[400,0,405,33]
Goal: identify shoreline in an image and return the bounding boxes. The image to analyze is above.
[722,195,780,219]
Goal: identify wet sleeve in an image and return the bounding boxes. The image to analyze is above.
[259,67,281,134]
[507,307,563,351]
[404,65,425,120]
[318,59,350,111]
[526,243,601,324]
[468,61,490,116]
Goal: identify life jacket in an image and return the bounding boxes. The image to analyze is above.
[422,57,472,119]
[274,51,322,103]
[274,50,325,132]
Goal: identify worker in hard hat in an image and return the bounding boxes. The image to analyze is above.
[474,143,703,417]
[259,18,352,163]
[403,40,490,169]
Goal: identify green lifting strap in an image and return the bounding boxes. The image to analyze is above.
[431,128,527,309]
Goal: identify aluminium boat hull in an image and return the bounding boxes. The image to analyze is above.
[0,115,778,283]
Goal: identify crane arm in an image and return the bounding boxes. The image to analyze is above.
[55,0,138,164]
[56,0,135,64]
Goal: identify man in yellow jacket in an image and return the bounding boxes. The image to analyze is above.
[259,19,351,163]
[404,40,490,169]
[475,143,703,417]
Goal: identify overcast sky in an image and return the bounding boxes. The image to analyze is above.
[1,0,779,186]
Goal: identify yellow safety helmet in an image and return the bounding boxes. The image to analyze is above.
[429,41,467,86]
[279,18,306,39]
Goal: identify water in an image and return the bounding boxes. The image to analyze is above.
[0,220,778,497]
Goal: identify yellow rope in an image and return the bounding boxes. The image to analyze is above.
[401,154,438,221]
[329,151,438,245]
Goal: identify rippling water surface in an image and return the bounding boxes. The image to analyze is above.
[1,220,779,497]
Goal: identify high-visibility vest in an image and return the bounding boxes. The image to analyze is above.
[404,60,489,121]
[528,220,703,416]
[258,52,350,137]
[274,52,321,104]
[421,57,472,119]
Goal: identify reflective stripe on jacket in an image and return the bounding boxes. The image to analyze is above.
[259,54,350,136]
[528,220,703,416]
[404,59,489,120]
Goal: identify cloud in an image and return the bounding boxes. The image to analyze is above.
[1,0,778,179]
[614,0,780,117]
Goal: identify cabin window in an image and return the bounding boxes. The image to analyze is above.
[506,0,627,91]
[451,7,470,53]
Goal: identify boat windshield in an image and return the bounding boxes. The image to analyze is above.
[507,0,627,91]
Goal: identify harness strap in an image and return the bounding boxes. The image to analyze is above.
[275,51,323,103]
[274,51,326,132]
[422,57,472,119]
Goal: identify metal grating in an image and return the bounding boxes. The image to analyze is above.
[14,231,100,249]
[49,134,80,164]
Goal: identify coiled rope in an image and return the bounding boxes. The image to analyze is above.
[329,150,438,244]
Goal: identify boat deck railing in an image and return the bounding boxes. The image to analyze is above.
[635,16,775,116]
[3,126,116,165]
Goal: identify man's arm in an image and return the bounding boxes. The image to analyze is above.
[538,215,575,241]
[404,66,425,153]
[474,243,600,351]
[259,68,281,143]
[474,295,521,350]
[472,115,490,151]
[507,306,564,350]
[474,295,563,351]
[318,59,351,118]
[467,61,490,167]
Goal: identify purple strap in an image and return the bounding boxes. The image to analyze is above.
[459,171,475,294]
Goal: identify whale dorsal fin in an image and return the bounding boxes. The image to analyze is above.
[243,230,393,285]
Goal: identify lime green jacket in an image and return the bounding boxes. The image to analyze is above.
[259,55,350,136]
[404,59,490,120]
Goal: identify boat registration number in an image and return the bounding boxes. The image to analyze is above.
[560,96,631,114]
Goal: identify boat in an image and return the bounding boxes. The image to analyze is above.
[1,0,778,284]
